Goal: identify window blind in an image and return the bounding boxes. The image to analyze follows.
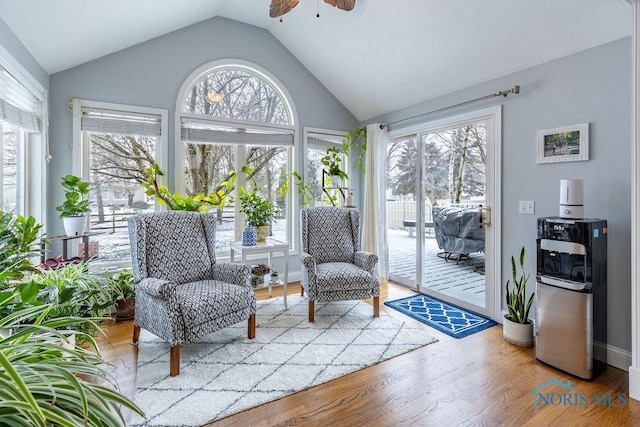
[181,118,294,146]
[81,107,162,136]
[307,134,344,149]
[0,66,41,132]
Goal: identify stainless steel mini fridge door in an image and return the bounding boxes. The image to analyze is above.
[535,281,593,379]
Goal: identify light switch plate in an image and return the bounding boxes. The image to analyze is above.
[519,200,535,215]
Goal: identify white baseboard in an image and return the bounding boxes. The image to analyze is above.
[629,366,640,400]
[594,341,631,371]
[286,270,301,283]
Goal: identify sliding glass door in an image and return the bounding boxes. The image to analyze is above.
[386,108,500,319]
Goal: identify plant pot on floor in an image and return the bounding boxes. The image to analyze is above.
[115,298,135,321]
[62,215,88,236]
[503,316,533,347]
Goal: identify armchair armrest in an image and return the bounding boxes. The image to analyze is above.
[354,251,379,273]
[212,262,251,288]
[136,277,177,300]
[300,252,317,271]
[299,251,318,295]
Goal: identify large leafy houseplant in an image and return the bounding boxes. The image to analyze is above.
[238,190,276,227]
[0,300,144,425]
[56,174,90,218]
[110,269,135,321]
[56,174,91,236]
[0,211,43,285]
[0,249,145,425]
[26,263,115,338]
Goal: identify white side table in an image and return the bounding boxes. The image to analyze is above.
[230,239,289,307]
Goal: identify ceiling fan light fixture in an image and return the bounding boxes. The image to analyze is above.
[270,0,355,19]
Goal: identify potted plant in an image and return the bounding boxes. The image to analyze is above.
[28,262,114,340]
[251,263,271,284]
[111,269,135,321]
[321,146,348,188]
[238,189,276,244]
[56,174,91,236]
[250,274,259,288]
[0,211,43,283]
[503,246,535,347]
[0,300,144,424]
[270,270,279,284]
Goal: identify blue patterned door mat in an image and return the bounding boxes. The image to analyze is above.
[384,294,497,338]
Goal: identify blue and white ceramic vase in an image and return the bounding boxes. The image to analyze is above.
[242,224,257,246]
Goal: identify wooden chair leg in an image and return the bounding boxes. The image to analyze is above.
[309,300,315,322]
[132,325,141,344]
[373,296,380,318]
[248,313,256,339]
[300,285,304,296]
[170,345,180,377]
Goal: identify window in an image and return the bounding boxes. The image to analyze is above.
[304,128,348,207]
[0,60,45,221]
[177,60,297,255]
[72,99,168,271]
[1,124,18,212]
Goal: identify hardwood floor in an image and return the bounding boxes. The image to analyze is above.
[98,283,640,426]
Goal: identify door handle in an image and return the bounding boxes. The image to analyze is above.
[479,205,491,228]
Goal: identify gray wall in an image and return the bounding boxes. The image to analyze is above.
[0,17,48,90]
[366,37,632,353]
[48,16,358,234]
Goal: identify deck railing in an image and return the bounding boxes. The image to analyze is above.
[386,201,433,229]
[88,206,236,233]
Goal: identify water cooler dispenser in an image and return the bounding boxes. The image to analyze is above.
[535,217,607,379]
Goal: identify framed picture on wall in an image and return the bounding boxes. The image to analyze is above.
[537,123,589,164]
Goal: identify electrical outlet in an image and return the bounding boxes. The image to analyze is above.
[519,200,535,215]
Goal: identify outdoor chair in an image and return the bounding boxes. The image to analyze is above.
[300,206,380,322]
[128,211,256,376]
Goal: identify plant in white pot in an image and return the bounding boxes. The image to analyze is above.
[56,174,91,236]
[503,246,535,347]
[320,146,348,188]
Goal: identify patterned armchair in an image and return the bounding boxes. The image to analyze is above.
[128,211,256,376]
[300,206,380,322]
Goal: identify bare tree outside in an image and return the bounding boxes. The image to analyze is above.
[2,126,17,212]
[180,66,295,249]
[387,123,486,205]
[89,133,156,221]
[182,68,292,199]
[80,131,158,269]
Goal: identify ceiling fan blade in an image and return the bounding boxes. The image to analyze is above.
[270,0,300,18]
[323,0,355,12]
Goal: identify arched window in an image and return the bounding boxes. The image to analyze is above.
[182,67,292,125]
[176,60,298,255]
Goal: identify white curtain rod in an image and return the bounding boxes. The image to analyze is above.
[380,85,520,129]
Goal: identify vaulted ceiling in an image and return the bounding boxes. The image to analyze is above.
[0,0,632,121]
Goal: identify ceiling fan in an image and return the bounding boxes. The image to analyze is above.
[269,0,356,19]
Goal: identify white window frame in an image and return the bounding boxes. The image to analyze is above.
[175,59,299,257]
[389,106,502,320]
[303,127,349,205]
[0,43,47,228]
[71,98,168,270]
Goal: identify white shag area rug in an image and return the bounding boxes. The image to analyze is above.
[130,295,437,426]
